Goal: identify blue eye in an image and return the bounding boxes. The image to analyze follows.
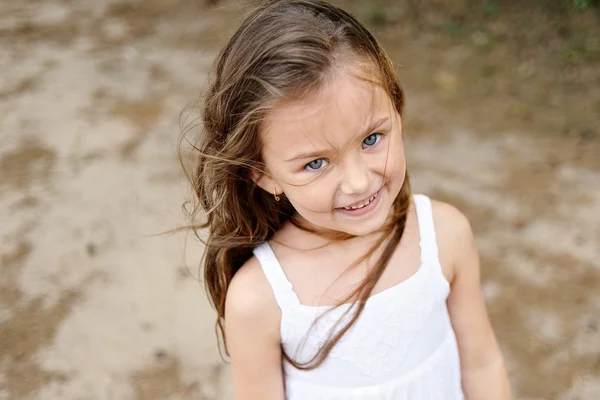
[305,158,328,171]
[363,133,381,148]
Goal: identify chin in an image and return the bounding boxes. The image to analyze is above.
[338,214,388,236]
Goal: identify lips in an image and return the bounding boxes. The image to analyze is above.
[338,190,380,211]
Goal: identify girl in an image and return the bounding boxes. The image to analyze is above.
[185,0,511,398]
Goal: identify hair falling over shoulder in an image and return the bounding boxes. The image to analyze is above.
[180,0,411,370]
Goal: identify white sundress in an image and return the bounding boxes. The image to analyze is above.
[253,194,464,399]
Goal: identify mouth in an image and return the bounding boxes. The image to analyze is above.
[337,189,380,211]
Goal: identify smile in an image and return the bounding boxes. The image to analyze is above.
[340,191,379,210]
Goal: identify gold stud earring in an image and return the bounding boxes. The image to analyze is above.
[273,188,281,202]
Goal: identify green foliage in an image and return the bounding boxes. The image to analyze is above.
[570,0,599,12]
[483,0,499,17]
[436,20,462,35]
[366,5,388,27]
[563,34,600,63]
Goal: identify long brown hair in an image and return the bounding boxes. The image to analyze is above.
[181,0,411,370]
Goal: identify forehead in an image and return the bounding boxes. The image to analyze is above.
[261,68,392,160]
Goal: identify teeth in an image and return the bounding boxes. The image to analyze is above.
[343,191,378,211]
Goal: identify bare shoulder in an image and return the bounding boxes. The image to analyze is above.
[225,255,285,398]
[225,255,281,331]
[429,199,477,283]
[430,199,473,238]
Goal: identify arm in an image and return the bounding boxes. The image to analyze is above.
[433,201,511,400]
[225,257,286,400]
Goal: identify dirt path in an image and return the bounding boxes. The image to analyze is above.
[0,1,598,399]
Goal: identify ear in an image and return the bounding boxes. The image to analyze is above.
[250,167,282,197]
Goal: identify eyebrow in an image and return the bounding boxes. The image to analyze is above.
[284,117,390,162]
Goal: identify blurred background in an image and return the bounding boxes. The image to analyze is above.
[0,0,599,399]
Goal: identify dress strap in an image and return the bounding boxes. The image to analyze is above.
[413,194,441,266]
[253,242,301,309]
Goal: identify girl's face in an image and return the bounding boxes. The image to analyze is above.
[258,66,406,236]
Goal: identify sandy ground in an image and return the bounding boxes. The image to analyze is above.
[0,1,599,399]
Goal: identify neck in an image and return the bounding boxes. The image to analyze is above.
[286,213,388,250]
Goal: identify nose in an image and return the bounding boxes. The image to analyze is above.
[339,154,370,195]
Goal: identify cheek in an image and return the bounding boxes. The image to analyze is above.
[283,181,336,213]
[388,149,406,177]
[376,136,406,178]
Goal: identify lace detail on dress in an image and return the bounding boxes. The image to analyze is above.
[294,264,441,378]
[252,194,463,398]
[285,331,463,400]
